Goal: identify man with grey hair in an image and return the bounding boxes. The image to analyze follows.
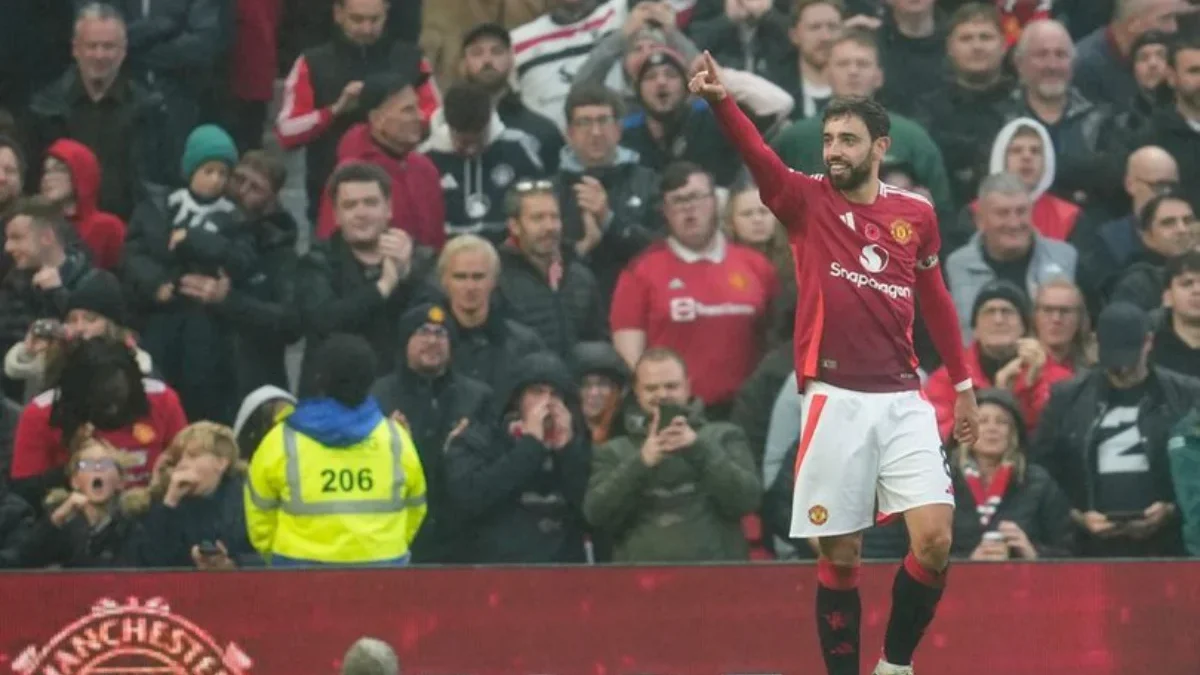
[1006,19,1124,213]
[946,172,1078,343]
[1073,0,1189,109]
[341,637,400,675]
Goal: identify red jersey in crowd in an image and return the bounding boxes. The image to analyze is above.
[314,123,446,249]
[997,0,1052,46]
[611,236,778,406]
[46,139,125,271]
[10,379,187,487]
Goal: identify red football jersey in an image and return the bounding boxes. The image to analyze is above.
[11,379,188,487]
[611,238,778,405]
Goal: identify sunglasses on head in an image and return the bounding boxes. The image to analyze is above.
[513,179,554,193]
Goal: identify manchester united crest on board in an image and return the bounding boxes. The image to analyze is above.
[808,505,829,526]
[890,220,913,245]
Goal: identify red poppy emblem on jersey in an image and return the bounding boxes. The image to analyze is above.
[864,223,881,241]
[808,505,829,526]
[890,220,913,245]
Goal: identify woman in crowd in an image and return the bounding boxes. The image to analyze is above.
[1032,278,1094,372]
[722,181,796,343]
[133,422,256,569]
[951,389,1074,561]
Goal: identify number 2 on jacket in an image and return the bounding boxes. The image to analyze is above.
[320,468,375,493]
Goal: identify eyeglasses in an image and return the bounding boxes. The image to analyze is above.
[665,192,714,209]
[570,114,616,130]
[1036,304,1079,318]
[415,324,448,337]
[76,458,118,472]
[514,179,554,194]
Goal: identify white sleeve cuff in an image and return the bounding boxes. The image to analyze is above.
[954,380,974,393]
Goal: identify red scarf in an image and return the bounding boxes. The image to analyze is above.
[964,461,1014,527]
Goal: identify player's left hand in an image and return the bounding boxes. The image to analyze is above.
[952,388,979,446]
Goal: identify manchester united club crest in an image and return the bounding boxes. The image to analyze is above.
[808,505,829,526]
[132,423,157,445]
[728,272,747,290]
[890,220,913,245]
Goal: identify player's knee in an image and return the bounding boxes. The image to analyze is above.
[911,529,952,570]
[816,535,862,567]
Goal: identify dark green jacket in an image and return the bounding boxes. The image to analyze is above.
[583,402,761,562]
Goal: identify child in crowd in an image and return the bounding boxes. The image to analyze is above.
[165,125,243,279]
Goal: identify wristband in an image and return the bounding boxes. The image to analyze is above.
[954,379,973,393]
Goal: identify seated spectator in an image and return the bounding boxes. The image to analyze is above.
[5,270,153,402]
[688,0,791,82]
[420,82,545,244]
[1032,278,1092,372]
[1034,302,1200,558]
[314,73,445,248]
[40,140,125,271]
[247,335,426,567]
[985,117,1080,241]
[231,385,295,463]
[767,0,840,120]
[445,352,591,563]
[1109,191,1197,311]
[9,337,186,511]
[951,389,1073,561]
[496,182,607,358]
[925,280,1072,441]
[583,347,760,562]
[135,422,256,569]
[0,136,23,216]
[1116,30,1175,135]
[22,437,138,568]
[946,173,1077,343]
[459,23,564,172]
[370,302,491,563]
[723,180,797,331]
[772,28,953,213]
[296,163,435,390]
[1154,251,1200,378]
[1138,34,1200,211]
[555,85,662,302]
[572,341,630,445]
[611,162,777,419]
[436,235,546,393]
[0,486,33,568]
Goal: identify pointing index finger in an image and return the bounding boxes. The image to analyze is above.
[703,50,717,74]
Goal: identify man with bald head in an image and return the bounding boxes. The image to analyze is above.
[1005,19,1124,213]
[1073,0,1188,109]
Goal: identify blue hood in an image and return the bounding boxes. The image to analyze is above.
[285,397,384,448]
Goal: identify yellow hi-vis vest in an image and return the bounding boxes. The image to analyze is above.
[245,419,426,564]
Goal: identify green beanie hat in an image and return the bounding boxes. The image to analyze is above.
[180,124,238,181]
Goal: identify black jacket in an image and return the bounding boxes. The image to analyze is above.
[730,340,794,469]
[1109,252,1168,313]
[22,499,138,569]
[687,9,793,83]
[1153,317,1200,380]
[950,463,1074,558]
[1032,368,1200,556]
[553,147,663,304]
[218,210,302,396]
[0,491,33,568]
[370,365,491,563]
[1137,106,1200,211]
[495,245,607,359]
[451,310,547,396]
[444,352,591,564]
[621,101,744,187]
[0,398,20,489]
[135,473,258,568]
[497,91,564,175]
[876,15,950,118]
[295,234,435,390]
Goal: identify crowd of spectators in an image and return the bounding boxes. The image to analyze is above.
[0,0,1199,570]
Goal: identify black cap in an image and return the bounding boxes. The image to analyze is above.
[462,22,511,52]
[358,69,430,113]
[970,279,1030,330]
[1096,302,1151,369]
[66,270,127,326]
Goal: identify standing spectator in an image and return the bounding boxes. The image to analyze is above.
[1007,20,1124,210]
[420,82,545,244]
[584,347,760,561]
[1117,30,1175,135]
[1034,301,1199,558]
[1071,0,1184,110]
[723,181,797,325]
[573,341,630,445]
[459,23,565,172]
[246,335,427,567]
[1155,251,1200,378]
[0,0,73,116]
[1032,278,1092,372]
[925,279,1072,440]
[370,302,492,563]
[421,0,552,87]
[876,0,949,117]
[446,352,592,563]
[611,162,777,418]
[950,388,1073,561]
[314,73,446,248]
[985,117,1081,240]
[25,4,150,219]
[0,137,23,216]
[555,85,662,302]
[770,0,842,119]
[134,422,257,569]
[219,151,303,396]
[945,173,1077,343]
[1109,190,1196,311]
[914,3,1014,213]
[40,139,125,271]
[688,0,792,81]
[496,182,607,358]
[296,163,434,388]
[1138,34,1200,211]
[436,235,546,394]
[772,28,954,213]
[221,0,283,152]
[510,0,629,130]
[275,0,438,219]
[9,338,186,511]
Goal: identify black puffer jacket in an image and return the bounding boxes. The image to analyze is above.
[444,352,592,564]
[0,490,33,568]
[21,492,139,568]
[950,463,1074,558]
[495,245,607,359]
[450,308,547,397]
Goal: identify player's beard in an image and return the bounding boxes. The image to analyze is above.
[825,156,873,191]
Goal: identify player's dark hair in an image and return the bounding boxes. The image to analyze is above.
[1169,33,1200,69]
[634,347,689,382]
[822,96,890,141]
[947,2,1004,37]
[443,82,493,134]
[660,161,711,196]
[790,0,844,28]
[1167,250,1200,286]
[1137,189,1191,232]
[327,161,392,202]
[564,84,625,126]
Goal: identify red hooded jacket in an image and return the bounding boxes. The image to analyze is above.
[47,139,126,271]
[314,123,446,249]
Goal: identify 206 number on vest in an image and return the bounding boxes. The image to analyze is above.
[320,468,375,493]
